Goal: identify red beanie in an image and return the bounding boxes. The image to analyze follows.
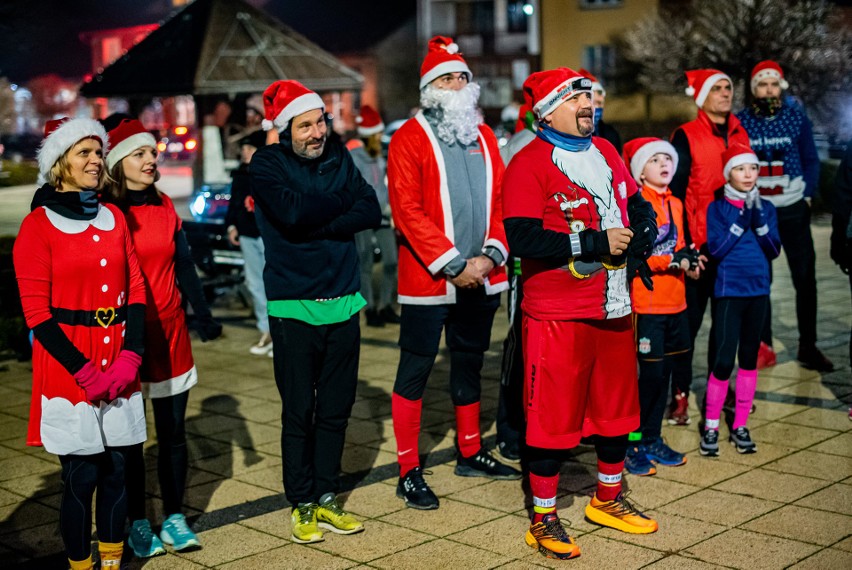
[750,60,788,94]
[722,143,759,180]
[419,36,472,90]
[523,67,592,120]
[356,105,384,137]
[622,137,679,184]
[106,119,157,170]
[684,69,731,107]
[261,80,325,132]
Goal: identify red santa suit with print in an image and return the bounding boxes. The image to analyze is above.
[14,203,148,455]
[387,111,509,304]
[124,193,196,398]
[503,135,640,448]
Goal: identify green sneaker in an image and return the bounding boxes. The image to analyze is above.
[316,493,364,535]
[290,503,323,544]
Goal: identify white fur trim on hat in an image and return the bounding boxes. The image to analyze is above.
[723,152,759,180]
[37,118,108,185]
[420,60,473,90]
[629,141,679,184]
[106,131,157,171]
[533,76,592,119]
[357,122,385,137]
[750,69,789,94]
[271,92,325,132]
[693,72,730,108]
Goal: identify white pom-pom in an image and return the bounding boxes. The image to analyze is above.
[261,118,274,131]
[780,79,789,89]
[446,42,459,54]
[685,86,695,97]
[355,116,363,124]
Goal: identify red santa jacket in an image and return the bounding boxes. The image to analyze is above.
[675,110,749,248]
[387,112,509,304]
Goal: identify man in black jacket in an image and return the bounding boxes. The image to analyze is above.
[250,80,381,544]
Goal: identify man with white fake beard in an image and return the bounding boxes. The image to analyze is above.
[387,35,520,511]
[503,68,659,560]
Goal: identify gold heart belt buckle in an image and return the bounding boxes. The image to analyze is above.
[95,307,116,329]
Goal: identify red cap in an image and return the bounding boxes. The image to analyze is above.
[622,137,679,184]
[261,80,325,132]
[722,142,759,180]
[750,60,788,94]
[106,119,157,170]
[356,105,384,137]
[684,69,731,107]
[419,36,472,90]
[523,67,592,119]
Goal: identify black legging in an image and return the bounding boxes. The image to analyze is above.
[126,390,190,520]
[527,435,629,478]
[59,448,129,561]
[713,296,768,380]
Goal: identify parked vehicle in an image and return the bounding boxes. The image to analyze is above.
[156,125,199,162]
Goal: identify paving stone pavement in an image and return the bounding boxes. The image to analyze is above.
[0,223,849,569]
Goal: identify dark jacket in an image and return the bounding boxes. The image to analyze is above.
[250,138,382,301]
[225,163,260,238]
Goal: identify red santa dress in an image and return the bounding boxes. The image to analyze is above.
[123,193,197,398]
[14,202,148,455]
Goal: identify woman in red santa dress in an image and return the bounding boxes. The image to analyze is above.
[101,118,221,558]
[14,117,147,570]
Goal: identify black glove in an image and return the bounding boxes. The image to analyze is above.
[196,316,223,342]
[627,254,654,291]
[627,219,658,260]
[671,246,700,270]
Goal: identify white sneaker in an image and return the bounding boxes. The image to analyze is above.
[250,333,273,356]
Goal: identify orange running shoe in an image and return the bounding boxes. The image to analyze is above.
[585,492,658,534]
[524,513,581,560]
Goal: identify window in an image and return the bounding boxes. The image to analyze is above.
[579,0,624,9]
[456,1,495,35]
[507,1,529,33]
[582,44,616,84]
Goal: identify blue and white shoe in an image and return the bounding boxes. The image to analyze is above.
[160,513,201,551]
[644,436,687,466]
[128,519,166,558]
[625,445,656,476]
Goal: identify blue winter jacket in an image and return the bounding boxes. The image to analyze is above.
[706,196,781,298]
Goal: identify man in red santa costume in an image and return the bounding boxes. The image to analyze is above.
[388,35,521,510]
[503,68,659,560]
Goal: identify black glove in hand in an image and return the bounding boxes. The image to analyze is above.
[627,255,654,291]
[627,220,658,260]
[671,246,699,270]
[196,316,223,342]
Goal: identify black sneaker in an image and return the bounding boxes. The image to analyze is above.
[397,467,439,510]
[729,426,757,454]
[494,440,521,464]
[699,428,719,457]
[379,306,401,324]
[797,345,834,372]
[455,448,522,480]
[365,309,384,328]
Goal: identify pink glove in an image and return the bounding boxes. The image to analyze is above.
[73,361,112,402]
[106,350,143,401]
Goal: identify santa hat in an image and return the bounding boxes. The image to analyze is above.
[684,69,731,108]
[37,117,108,185]
[579,68,606,96]
[419,36,472,90]
[622,137,679,184]
[722,143,759,180]
[750,60,789,94]
[261,80,325,132]
[356,105,384,137]
[523,67,593,120]
[105,119,157,171]
[514,102,534,133]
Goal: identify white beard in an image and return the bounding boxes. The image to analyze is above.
[551,145,631,319]
[420,82,483,146]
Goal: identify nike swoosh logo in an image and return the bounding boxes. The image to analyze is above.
[398,449,413,456]
[464,433,479,440]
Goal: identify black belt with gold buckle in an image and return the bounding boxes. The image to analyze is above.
[51,306,127,329]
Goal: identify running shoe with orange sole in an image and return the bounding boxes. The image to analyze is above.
[524,513,581,560]
[585,492,658,534]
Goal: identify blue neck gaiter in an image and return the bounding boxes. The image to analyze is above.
[593,107,603,130]
[536,123,592,152]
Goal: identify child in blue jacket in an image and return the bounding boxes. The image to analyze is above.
[701,143,781,456]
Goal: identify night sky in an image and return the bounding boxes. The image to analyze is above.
[0,0,416,84]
